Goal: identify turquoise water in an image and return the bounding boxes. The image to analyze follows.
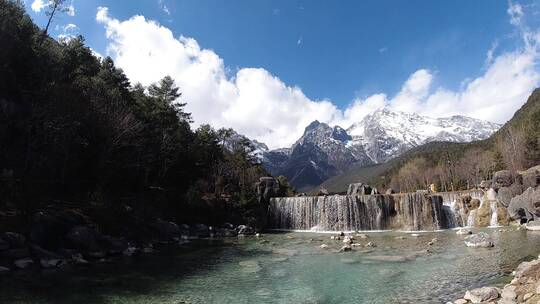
[2,229,540,304]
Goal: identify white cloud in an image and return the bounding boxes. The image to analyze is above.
[96,3,540,149]
[96,7,341,149]
[158,0,170,15]
[31,0,75,16]
[508,1,524,26]
[31,0,47,12]
[67,3,75,16]
[57,22,78,41]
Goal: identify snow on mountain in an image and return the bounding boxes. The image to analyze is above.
[258,107,501,190]
[346,108,501,162]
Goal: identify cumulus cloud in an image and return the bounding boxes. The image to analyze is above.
[57,23,78,41]
[95,3,540,149]
[96,7,341,149]
[31,0,47,12]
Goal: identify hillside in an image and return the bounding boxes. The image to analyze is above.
[316,89,540,193]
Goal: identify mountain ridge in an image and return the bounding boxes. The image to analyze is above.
[254,108,501,190]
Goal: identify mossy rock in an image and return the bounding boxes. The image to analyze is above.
[497,207,510,226]
[475,202,491,227]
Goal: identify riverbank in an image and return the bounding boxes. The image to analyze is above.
[451,250,540,303]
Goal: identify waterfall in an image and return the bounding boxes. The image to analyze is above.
[268,193,452,231]
[467,210,477,227]
[489,201,499,227]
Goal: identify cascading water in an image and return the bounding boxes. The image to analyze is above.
[467,210,477,227]
[268,193,453,231]
[489,201,499,227]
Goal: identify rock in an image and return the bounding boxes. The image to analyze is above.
[501,288,517,299]
[526,220,540,231]
[523,292,533,301]
[454,299,467,304]
[339,244,352,252]
[428,238,438,246]
[66,225,102,252]
[385,188,395,194]
[122,246,138,256]
[320,244,328,249]
[1,232,26,248]
[40,258,64,268]
[342,236,353,244]
[464,232,494,248]
[14,257,34,269]
[236,225,255,235]
[100,236,128,254]
[456,228,472,235]
[522,171,540,189]
[72,253,89,265]
[365,242,376,247]
[28,244,62,260]
[318,188,329,196]
[0,266,10,274]
[192,223,210,238]
[497,183,524,207]
[370,188,379,195]
[255,176,280,202]
[29,210,86,249]
[0,248,30,259]
[508,187,540,223]
[339,231,345,237]
[475,199,492,227]
[347,183,372,195]
[494,170,515,188]
[464,286,499,303]
[223,223,235,230]
[479,180,492,189]
[255,233,261,238]
[150,219,180,241]
[0,237,9,251]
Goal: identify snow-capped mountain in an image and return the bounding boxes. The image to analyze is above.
[346,108,502,163]
[259,108,501,190]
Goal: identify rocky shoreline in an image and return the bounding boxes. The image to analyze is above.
[0,209,258,275]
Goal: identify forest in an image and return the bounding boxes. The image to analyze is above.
[0,0,294,231]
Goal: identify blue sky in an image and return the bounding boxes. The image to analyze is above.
[25,0,540,148]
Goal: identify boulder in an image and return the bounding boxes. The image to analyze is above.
[14,257,34,269]
[493,170,515,188]
[522,171,540,189]
[150,219,180,241]
[508,187,540,223]
[497,183,525,207]
[100,236,128,254]
[255,177,280,202]
[464,287,499,303]
[29,210,86,249]
[66,225,102,252]
[1,232,26,248]
[342,236,353,244]
[192,224,210,237]
[475,201,492,227]
[339,244,352,252]
[236,225,255,235]
[525,220,540,231]
[464,232,494,248]
[456,228,472,235]
[347,183,372,195]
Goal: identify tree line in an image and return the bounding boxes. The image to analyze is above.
[0,0,277,227]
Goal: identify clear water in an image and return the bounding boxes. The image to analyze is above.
[2,229,540,304]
